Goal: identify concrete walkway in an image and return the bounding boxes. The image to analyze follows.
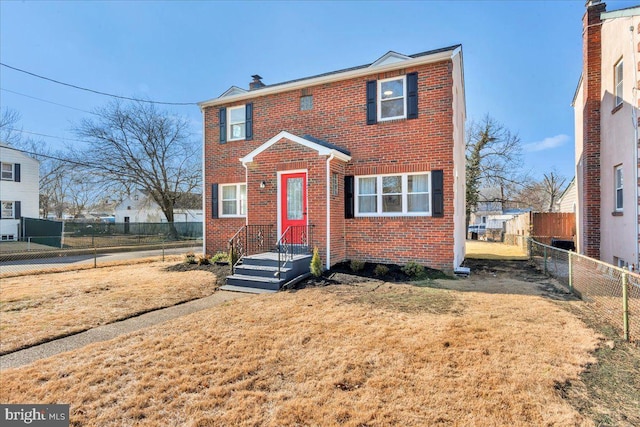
[0,290,249,371]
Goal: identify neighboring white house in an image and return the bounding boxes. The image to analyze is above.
[555,177,577,213]
[574,2,640,269]
[0,143,39,241]
[114,189,203,223]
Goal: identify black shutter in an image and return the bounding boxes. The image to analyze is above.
[211,183,219,219]
[407,72,418,119]
[366,80,377,125]
[245,103,253,140]
[219,108,227,143]
[344,176,354,219]
[14,201,21,219]
[14,163,21,182]
[431,170,444,218]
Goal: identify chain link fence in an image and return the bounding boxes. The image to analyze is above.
[530,239,639,343]
[0,222,203,277]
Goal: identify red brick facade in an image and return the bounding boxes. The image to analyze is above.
[202,50,463,271]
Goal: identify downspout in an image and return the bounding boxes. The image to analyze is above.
[201,107,206,254]
[631,23,639,270]
[325,153,335,270]
[242,161,249,226]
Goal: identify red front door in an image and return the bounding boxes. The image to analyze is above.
[280,172,307,243]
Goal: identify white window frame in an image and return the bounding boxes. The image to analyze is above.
[1,201,14,219]
[614,59,623,107]
[227,105,246,141]
[614,164,623,211]
[377,75,407,122]
[355,172,431,217]
[1,163,13,181]
[220,183,247,217]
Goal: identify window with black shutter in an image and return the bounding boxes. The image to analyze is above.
[431,170,444,217]
[344,176,354,218]
[406,73,418,119]
[219,108,227,143]
[211,183,219,218]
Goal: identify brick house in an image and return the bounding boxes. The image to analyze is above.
[199,45,466,284]
[573,1,640,269]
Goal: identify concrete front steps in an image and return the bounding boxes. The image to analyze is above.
[221,252,312,293]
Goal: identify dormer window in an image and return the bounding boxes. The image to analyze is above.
[228,106,246,141]
[378,76,406,121]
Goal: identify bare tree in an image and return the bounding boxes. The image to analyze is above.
[542,171,567,212]
[0,107,22,144]
[466,115,526,224]
[75,100,200,237]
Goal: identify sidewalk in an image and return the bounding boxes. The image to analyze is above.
[0,290,249,371]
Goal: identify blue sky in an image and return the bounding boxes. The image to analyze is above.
[1,0,637,182]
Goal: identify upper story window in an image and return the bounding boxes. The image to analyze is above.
[378,76,406,121]
[367,73,417,125]
[614,59,623,108]
[1,163,13,180]
[615,164,623,211]
[228,106,246,141]
[220,183,247,217]
[219,103,253,143]
[355,172,430,216]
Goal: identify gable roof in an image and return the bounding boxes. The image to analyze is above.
[240,131,352,164]
[219,86,248,98]
[199,45,462,109]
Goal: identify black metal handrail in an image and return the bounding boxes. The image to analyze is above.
[229,224,275,273]
[276,225,313,278]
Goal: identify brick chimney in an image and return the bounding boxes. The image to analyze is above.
[582,0,606,259]
[249,75,265,90]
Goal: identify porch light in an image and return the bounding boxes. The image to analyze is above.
[260,181,266,188]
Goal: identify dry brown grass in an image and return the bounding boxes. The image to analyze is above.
[1,279,600,426]
[0,259,219,354]
[466,239,528,260]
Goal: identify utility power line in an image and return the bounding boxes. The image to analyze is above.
[4,127,94,145]
[0,88,99,115]
[1,63,198,106]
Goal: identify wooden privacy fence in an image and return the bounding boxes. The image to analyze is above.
[531,212,575,245]
[504,212,576,246]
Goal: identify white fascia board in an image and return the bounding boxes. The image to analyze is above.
[602,6,640,20]
[240,131,351,165]
[199,48,457,109]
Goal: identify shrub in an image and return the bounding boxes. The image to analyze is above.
[402,261,425,278]
[374,264,389,277]
[211,252,229,264]
[184,251,196,264]
[310,247,323,277]
[197,254,211,265]
[350,260,365,272]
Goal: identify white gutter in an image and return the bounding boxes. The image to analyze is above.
[198,48,458,109]
[325,153,335,270]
